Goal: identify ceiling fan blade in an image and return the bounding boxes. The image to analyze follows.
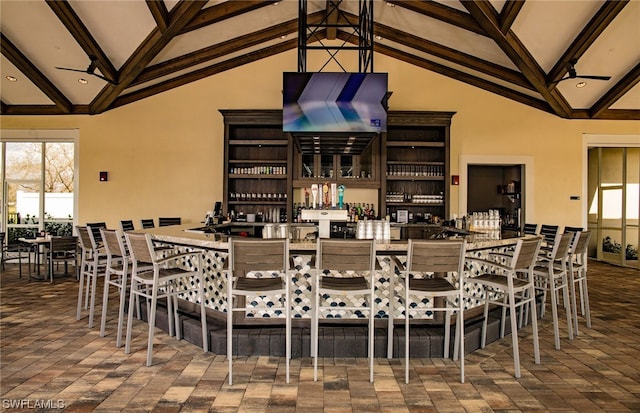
[55,66,87,74]
[575,75,611,81]
[55,66,116,84]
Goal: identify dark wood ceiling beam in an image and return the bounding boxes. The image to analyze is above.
[590,61,640,118]
[387,0,486,36]
[146,0,170,33]
[373,21,532,90]
[0,33,73,114]
[338,32,552,114]
[547,0,629,85]
[133,11,326,86]
[0,105,90,115]
[571,109,640,120]
[499,0,525,33]
[325,0,340,40]
[46,0,117,82]
[0,101,7,114]
[179,1,275,34]
[462,0,572,118]
[113,40,298,109]
[89,0,207,114]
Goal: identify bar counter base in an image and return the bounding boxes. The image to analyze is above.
[134,303,542,358]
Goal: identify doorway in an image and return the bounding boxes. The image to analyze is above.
[587,147,639,269]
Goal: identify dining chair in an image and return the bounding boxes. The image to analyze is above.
[76,226,108,328]
[568,231,592,335]
[226,238,291,385]
[467,237,542,378]
[533,232,574,349]
[400,239,467,384]
[124,232,208,366]
[313,239,377,383]
[1,232,25,278]
[45,236,78,283]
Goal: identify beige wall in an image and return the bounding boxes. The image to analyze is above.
[1,50,639,230]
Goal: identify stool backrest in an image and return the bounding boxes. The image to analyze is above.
[523,223,538,235]
[406,239,466,274]
[159,217,181,227]
[140,219,155,229]
[124,232,155,265]
[317,239,375,272]
[120,220,135,232]
[573,230,592,257]
[76,226,92,252]
[87,222,106,246]
[549,232,574,261]
[101,228,126,259]
[513,237,543,271]
[540,224,559,244]
[229,238,288,273]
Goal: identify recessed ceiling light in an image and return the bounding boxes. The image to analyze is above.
[280,34,287,39]
[78,78,88,84]
[576,81,587,88]
[375,35,383,41]
[272,1,279,5]
[386,2,395,6]
[5,75,17,82]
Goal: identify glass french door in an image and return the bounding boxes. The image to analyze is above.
[590,147,640,269]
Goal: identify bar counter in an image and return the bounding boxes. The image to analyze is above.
[138,223,526,325]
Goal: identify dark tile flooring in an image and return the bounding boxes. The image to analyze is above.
[1,259,639,412]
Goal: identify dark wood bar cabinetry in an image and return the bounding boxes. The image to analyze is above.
[381,111,453,224]
[221,110,292,220]
[221,110,453,224]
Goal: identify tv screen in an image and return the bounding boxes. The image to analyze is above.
[283,72,387,133]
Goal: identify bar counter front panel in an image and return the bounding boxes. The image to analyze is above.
[141,224,524,324]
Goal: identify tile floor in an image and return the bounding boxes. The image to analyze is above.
[1,259,639,412]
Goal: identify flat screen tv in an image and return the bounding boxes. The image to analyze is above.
[283,72,388,133]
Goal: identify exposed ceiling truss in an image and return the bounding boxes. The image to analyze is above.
[0,0,638,120]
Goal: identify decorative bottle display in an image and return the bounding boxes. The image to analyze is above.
[467,210,501,240]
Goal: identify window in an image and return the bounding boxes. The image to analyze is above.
[1,130,77,245]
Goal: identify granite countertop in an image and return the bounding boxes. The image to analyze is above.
[139,223,528,253]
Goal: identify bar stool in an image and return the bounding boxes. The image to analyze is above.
[568,231,592,335]
[76,226,108,328]
[533,232,574,349]
[400,239,467,384]
[313,239,376,383]
[226,238,291,385]
[120,220,135,232]
[99,228,151,347]
[467,237,542,378]
[140,219,155,229]
[124,232,208,367]
[158,217,181,227]
[540,224,559,246]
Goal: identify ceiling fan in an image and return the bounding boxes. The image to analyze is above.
[55,56,116,84]
[557,58,611,84]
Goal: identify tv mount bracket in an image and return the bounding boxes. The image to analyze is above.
[297,0,375,73]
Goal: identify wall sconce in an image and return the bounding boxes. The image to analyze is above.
[99,171,108,182]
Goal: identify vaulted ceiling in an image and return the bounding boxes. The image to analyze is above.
[1,0,639,119]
